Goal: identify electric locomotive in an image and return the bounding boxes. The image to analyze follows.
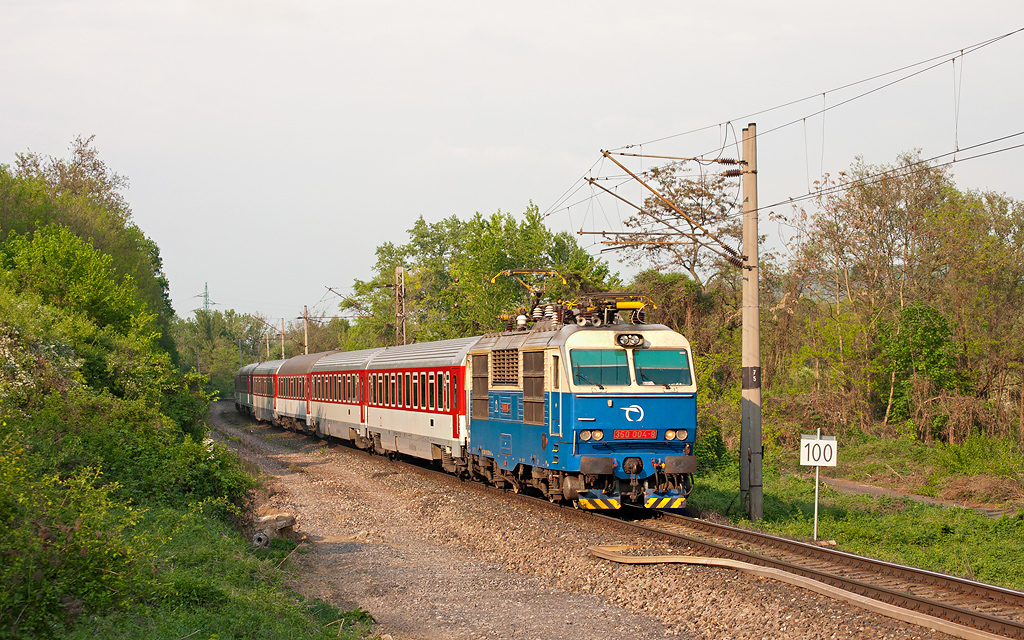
[233,293,697,510]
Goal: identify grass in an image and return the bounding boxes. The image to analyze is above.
[767,431,1024,506]
[61,505,374,640]
[690,460,1024,590]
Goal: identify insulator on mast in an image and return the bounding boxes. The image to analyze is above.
[722,169,743,177]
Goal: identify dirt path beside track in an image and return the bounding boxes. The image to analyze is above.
[208,400,954,640]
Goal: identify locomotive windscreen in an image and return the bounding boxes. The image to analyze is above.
[570,349,629,386]
[633,349,692,386]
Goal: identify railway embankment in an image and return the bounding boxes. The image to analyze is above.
[209,400,964,640]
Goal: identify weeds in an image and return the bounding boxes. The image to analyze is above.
[692,461,1024,590]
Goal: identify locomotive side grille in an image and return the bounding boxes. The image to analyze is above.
[491,349,519,386]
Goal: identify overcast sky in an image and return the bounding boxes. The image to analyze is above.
[3,1,1022,322]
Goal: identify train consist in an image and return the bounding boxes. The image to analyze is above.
[234,293,698,509]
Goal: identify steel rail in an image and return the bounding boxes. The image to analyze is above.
[367,454,1024,639]
[657,513,1024,606]
[600,513,1024,639]
[231,414,1024,639]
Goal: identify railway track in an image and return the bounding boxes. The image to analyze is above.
[236,418,1024,640]
[610,511,1024,639]
[406,459,1024,639]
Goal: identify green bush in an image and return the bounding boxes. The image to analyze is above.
[0,434,154,639]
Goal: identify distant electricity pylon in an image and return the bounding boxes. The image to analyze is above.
[193,283,217,311]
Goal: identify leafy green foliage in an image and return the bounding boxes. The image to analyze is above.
[2,224,149,335]
[171,309,270,397]
[877,304,963,427]
[0,144,371,640]
[2,139,175,358]
[0,434,152,638]
[342,205,620,347]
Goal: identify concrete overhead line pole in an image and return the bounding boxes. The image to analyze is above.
[740,123,763,521]
[280,318,285,360]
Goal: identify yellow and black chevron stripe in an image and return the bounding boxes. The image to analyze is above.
[577,497,621,510]
[645,496,687,509]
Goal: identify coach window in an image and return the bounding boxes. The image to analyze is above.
[378,374,384,406]
[444,372,450,411]
[451,374,458,413]
[419,373,426,409]
[404,373,411,407]
[428,373,435,410]
[412,374,419,408]
[392,373,398,406]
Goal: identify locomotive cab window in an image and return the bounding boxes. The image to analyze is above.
[633,349,692,386]
[569,349,630,387]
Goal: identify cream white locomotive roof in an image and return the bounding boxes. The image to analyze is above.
[471,324,676,352]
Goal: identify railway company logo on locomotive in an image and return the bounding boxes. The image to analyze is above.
[621,404,645,422]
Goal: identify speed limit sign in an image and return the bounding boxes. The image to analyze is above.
[800,434,837,467]
[800,431,837,541]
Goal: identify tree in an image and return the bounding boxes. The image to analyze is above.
[619,161,740,290]
[341,205,620,345]
[2,138,176,357]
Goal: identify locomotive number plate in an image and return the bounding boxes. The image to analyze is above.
[614,429,657,439]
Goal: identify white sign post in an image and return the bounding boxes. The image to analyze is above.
[800,429,837,540]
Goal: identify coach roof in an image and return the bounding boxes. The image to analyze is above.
[365,336,480,370]
[251,359,286,375]
[311,347,387,373]
[278,351,339,375]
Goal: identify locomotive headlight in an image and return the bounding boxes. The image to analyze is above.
[665,429,676,441]
[616,333,643,348]
[580,430,592,441]
[592,429,604,441]
[679,429,689,441]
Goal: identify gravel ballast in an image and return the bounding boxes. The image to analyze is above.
[209,401,956,640]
